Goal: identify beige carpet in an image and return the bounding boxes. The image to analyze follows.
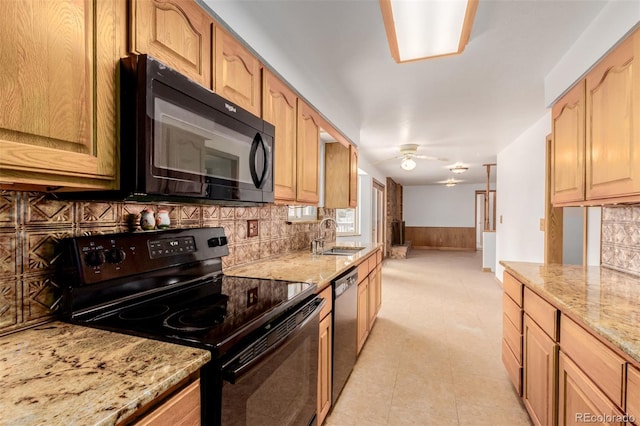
[325,249,532,426]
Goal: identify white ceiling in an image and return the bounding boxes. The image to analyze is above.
[206,0,608,186]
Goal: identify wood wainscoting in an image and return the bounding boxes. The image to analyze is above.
[405,227,476,251]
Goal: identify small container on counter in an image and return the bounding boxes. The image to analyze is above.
[156,210,171,229]
[140,209,156,231]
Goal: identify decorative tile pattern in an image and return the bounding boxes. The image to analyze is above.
[1,190,337,335]
[602,206,640,277]
[24,193,74,226]
[0,191,18,227]
[0,279,19,330]
[0,232,18,277]
[23,275,63,321]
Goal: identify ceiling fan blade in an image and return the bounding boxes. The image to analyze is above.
[372,155,404,165]
[414,154,449,162]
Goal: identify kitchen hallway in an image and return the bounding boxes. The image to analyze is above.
[325,250,532,426]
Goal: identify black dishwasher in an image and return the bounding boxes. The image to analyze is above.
[332,267,359,404]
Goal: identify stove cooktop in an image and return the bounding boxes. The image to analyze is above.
[59,227,316,358]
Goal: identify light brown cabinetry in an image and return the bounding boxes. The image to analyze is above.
[551,80,585,205]
[551,28,640,205]
[318,311,332,425]
[324,143,358,208]
[523,292,559,426]
[502,272,524,395]
[0,0,125,190]
[585,30,640,200]
[356,249,382,354]
[214,26,262,117]
[262,70,298,202]
[134,379,201,425]
[296,100,321,205]
[130,0,213,89]
[628,365,640,423]
[558,352,625,426]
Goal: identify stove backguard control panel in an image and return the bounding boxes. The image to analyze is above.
[70,227,229,285]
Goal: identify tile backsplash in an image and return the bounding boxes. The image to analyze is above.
[602,205,640,276]
[0,190,335,336]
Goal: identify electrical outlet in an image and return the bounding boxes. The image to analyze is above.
[247,220,259,238]
[247,287,258,307]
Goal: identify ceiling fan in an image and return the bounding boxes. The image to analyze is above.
[376,144,448,170]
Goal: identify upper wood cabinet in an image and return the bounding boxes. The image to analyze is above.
[263,70,297,202]
[552,80,585,205]
[324,142,358,208]
[296,100,321,205]
[214,26,261,117]
[130,0,213,89]
[0,0,125,190]
[585,30,640,200]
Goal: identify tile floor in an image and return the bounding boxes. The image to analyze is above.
[325,249,532,426]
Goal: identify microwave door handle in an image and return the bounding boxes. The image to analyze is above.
[249,133,267,188]
[221,298,325,384]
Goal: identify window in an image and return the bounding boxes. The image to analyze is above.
[287,206,317,222]
[336,175,361,236]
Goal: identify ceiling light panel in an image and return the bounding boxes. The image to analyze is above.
[380,0,478,63]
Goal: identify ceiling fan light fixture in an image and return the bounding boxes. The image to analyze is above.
[401,157,416,171]
[379,0,479,63]
[450,165,469,174]
[445,182,457,187]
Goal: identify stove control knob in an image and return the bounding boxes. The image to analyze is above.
[105,248,126,264]
[84,250,105,267]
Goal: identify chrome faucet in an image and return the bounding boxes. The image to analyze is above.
[312,217,337,254]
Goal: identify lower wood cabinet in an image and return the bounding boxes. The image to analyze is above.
[356,275,369,354]
[523,314,558,426]
[317,312,332,425]
[558,352,625,426]
[628,365,640,424]
[134,379,201,426]
[356,249,383,355]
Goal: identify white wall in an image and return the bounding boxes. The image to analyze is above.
[563,207,584,265]
[404,184,486,227]
[545,1,640,105]
[495,112,549,281]
[587,207,602,266]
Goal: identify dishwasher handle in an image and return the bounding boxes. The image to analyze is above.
[334,269,358,298]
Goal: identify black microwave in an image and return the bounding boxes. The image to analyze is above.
[116,54,274,204]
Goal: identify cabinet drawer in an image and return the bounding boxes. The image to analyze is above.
[357,260,369,284]
[524,287,558,341]
[628,364,640,421]
[318,285,333,320]
[368,254,377,272]
[503,293,522,333]
[136,379,200,425]
[560,315,625,408]
[502,339,523,396]
[503,272,523,307]
[503,313,522,363]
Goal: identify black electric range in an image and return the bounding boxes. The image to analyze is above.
[58,227,323,425]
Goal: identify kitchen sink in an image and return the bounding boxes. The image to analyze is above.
[320,247,365,256]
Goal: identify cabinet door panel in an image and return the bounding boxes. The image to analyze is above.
[558,352,625,426]
[523,315,558,426]
[317,313,332,426]
[357,278,369,354]
[215,27,261,116]
[136,379,201,425]
[131,0,213,88]
[296,100,320,204]
[349,146,358,207]
[0,0,120,188]
[262,71,297,202]
[552,80,586,204]
[586,31,640,199]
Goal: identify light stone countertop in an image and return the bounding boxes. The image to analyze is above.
[224,242,381,290]
[0,322,210,426]
[500,261,640,364]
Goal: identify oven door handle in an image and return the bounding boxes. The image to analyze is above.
[221,297,325,384]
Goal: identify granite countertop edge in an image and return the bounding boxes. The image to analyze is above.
[500,260,640,365]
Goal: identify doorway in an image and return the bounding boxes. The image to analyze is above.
[372,179,385,253]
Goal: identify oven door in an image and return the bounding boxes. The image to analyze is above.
[219,297,324,426]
